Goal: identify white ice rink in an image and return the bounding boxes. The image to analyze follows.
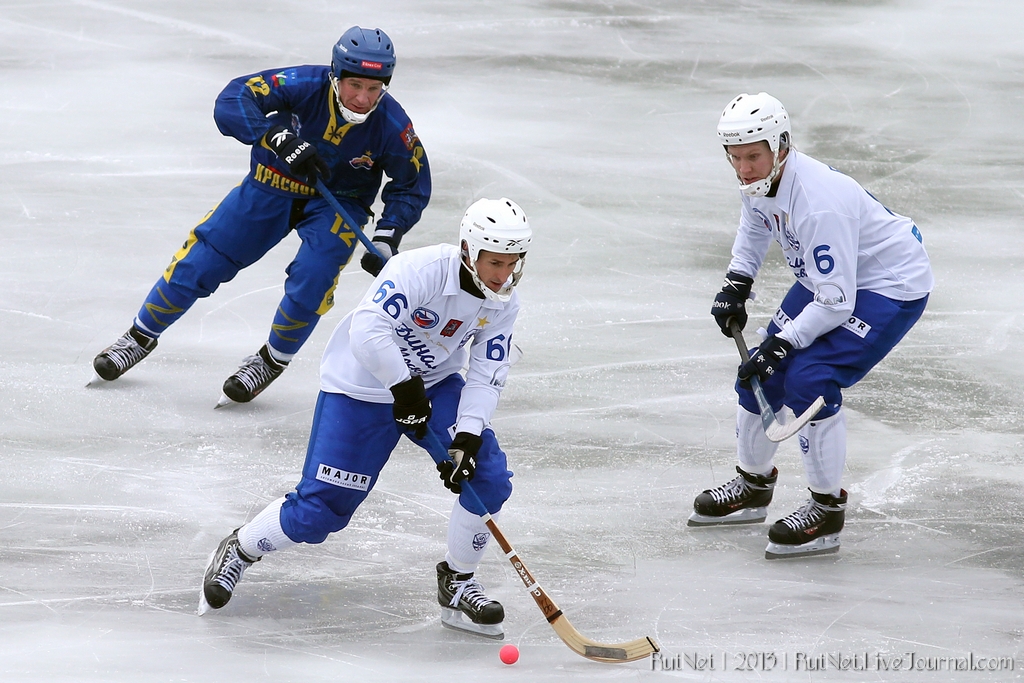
[2,0,1023,681]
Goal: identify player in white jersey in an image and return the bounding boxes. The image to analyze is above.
[689,93,933,559]
[199,198,531,638]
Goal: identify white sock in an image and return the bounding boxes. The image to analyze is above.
[445,500,497,574]
[799,409,846,496]
[736,406,778,476]
[265,344,294,364]
[237,497,297,558]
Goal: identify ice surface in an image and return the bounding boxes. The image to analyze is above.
[2,0,1023,681]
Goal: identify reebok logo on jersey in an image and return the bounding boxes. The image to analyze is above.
[316,464,371,491]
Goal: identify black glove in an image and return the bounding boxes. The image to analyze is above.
[711,271,754,337]
[264,125,329,183]
[390,375,431,439]
[360,234,399,277]
[437,432,482,494]
[738,335,793,387]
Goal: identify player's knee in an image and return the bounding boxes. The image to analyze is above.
[279,493,354,543]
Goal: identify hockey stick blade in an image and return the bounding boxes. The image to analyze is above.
[729,321,824,443]
[417,431,660,663]
[764,395,826,441]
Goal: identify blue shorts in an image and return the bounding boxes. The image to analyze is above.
[279,373,513,544]
[738,283,928,419]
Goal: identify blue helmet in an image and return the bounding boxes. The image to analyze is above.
[331,27,395,84]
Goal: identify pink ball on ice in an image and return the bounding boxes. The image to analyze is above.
[499,644,519,665]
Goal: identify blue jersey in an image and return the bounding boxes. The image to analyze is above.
[213,65,430,236]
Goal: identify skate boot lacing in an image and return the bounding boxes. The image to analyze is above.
[707,475,752,505]
[212,545,255,594]
[447,575,490,610]
[103,333,152,372]
[232,353,282,394]
[777,499,828,531]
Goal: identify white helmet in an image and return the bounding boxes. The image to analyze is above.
[459,197,531,302]
[717,92,791,197]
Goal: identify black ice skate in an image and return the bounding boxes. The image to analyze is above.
[198,529,259,615]
[687,466,778,527]
[217,344,288,407]
[436,561,505,639]
[764,489,847,560]
[90,326,157,383]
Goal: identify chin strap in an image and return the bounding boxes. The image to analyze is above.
[740,149,789,197]
[331,75,387,124]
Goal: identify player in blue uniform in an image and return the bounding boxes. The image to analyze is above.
[91,27,430,404]
[689,93,933,559]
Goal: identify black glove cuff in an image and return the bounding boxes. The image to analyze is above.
[722,271,754,297]
[450,432,483,457]
[390,375,425,403]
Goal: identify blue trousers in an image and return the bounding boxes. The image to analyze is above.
[739,283,928,419]
[135,180,368,355]
[279,373,514,544]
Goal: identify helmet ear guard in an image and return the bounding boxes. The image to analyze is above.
[459,198,532,302]
[717,92,792,197]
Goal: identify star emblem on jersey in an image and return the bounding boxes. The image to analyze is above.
[476,316,490,328]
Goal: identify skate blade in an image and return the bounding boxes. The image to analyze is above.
[85,372,108,388]
[765,533,840,559]
[198,590,213,616]
[214,394,235,409]
[687,507,768,527]
[440,607,504,640]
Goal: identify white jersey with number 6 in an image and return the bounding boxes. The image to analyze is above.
[320,243,519,436]
[727,150,933,349]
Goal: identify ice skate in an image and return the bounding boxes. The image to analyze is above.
[198,529,259,614]
[764,489,847,559]
[688,466,777,527]
[217,344,288,406]
[436,561,504,639]
[89,326,157,384]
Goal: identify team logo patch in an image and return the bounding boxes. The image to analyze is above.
[315,464,371,491]
[257,538,276,553]
[271,71,288,87]
[360,60,383,70]
[349,151,374,170]
[440,319,463,337]
[472,532,491,551]
[412,307,440,329]
[400,122,420,151]
[814,283,847,307]
[841,315,872,338]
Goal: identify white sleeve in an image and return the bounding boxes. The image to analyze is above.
[347,260,438,390]
[777,210,858,348]
[348,306,410,390]
[726,200,773,279]
[455,305,519,436]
